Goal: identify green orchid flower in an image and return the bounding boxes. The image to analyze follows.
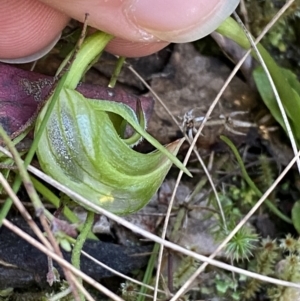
[35,31,191,215]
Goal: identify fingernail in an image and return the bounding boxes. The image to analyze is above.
[126,0,239,43]
[0,32,61,64]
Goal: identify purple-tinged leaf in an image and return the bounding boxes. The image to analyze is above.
[0,63,153,137]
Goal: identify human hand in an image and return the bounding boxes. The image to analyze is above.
[0,0,239,62]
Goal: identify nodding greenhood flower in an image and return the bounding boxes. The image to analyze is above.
[35,30,192,216]
[36,88,190,215]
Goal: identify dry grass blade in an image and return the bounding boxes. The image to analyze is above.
[170,149,300,300]
[128,66,225,301]
[1,145,300,291]
[81,250,166,295]
[0,125,82,300]
[1,218,124,301]
[169,1,297,299]
[0,158,150,299]
[0,172,51,249]
[233,10,300,173]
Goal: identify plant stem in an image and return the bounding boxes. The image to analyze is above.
[71,210,95,301]
[109,56,126,88]
[63,32,113,89]
[137,243,160,301]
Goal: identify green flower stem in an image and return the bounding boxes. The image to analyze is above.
[63,32,113,89]
[71,210,95,301]
[220,135,292,224]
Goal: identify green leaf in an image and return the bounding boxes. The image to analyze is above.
[36,88,189,215]
[253,66,300,145]
[292,201,300,234]
[217,17,300,147]
[281,68,300,96]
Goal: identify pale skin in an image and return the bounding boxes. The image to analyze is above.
[0,0,238,61]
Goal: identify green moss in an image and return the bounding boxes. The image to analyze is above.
[245,0,300,75]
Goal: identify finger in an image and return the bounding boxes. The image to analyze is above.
[40,0,239,43]
[0,0,69,62]
[105,38,169,57]
[1,0,239,61]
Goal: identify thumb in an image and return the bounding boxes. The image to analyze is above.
[0,0,69,63]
